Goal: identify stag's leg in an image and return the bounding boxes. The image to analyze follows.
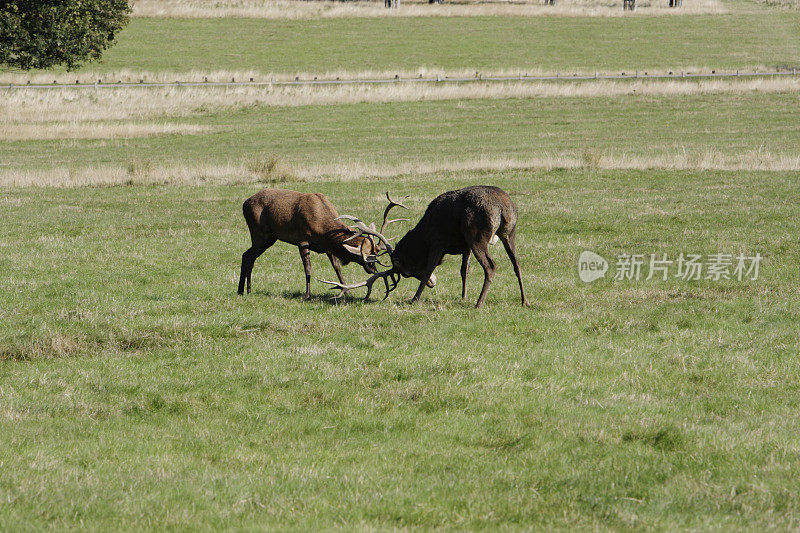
[238,236,276,295]
[327,253,349,296]
[298,243,313,300]
[327,253,346,285]
[471,241,496,308]
[460,252,471,299]
[500,231,529,307]
[410,252,443,304]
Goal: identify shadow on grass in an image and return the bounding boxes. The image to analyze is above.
[242,288,378,305]
[244,287,482,308]
[283,289,355,304]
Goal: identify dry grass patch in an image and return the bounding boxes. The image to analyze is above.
[130,0,725,18]
[3,122,212,141]
[2,66,775,86]
[296,150,800,177]
[0,160,301,188]
[3,77,797,124]
[246,153,297,183]
[0,406,29,421]
[754,0,800,8]
[3,150,799,188]
[0,329,186,361]
[0,334,93,361]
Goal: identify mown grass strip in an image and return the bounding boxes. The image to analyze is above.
[3,91,799,179]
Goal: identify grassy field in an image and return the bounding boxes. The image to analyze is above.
[2,170,800,529]
[6,12,799,82]
[3,0,800,529]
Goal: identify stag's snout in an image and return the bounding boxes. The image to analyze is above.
[362,259,378,275]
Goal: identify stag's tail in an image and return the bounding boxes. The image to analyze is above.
[494,189,519,239]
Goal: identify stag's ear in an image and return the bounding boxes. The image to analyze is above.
[359,238,376,264]
[342,243,362,256]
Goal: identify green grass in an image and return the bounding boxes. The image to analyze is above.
[1,169,800,529]
[5,91,800,173]
[4,6,800,528]
[30,13,800,77]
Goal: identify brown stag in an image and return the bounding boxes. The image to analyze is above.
[321,186,528,308]
[238,189,408,299]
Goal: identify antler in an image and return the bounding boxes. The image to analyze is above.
[336,192,408,260]
[337,215,394,256]
[380,192,410,235]
[319,269,401,301]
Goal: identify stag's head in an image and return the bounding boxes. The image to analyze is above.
[321,193,435,299]
[339,232,380,274]
[390,232,438,288]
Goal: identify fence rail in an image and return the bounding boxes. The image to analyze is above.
[2,69,798,90]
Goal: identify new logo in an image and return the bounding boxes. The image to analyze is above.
[578,251,609,283]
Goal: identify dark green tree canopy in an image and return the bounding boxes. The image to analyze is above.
[0,0,130,70]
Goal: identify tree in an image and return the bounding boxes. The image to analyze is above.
[0,0,130,71]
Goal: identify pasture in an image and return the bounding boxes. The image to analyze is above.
[5,12,800,83]
[3,171,800,529]
[2,0,800,529]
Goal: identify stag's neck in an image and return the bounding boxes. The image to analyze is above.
[324,220,357,243]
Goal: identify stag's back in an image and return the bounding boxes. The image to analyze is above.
[243,188,340,244]
[416,185,517,240]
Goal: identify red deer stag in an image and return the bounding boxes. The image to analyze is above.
[238,189,408,299]
[321,186,528,308]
